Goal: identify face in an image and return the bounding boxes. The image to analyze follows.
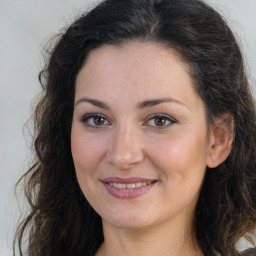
[71,41,211,231]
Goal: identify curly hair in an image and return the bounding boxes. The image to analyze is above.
[14,0,256,255]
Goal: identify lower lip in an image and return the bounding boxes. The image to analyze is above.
[103,182,157,199]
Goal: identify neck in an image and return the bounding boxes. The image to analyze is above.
[96,218,203,256]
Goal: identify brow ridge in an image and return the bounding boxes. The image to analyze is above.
[75,97,186,110]
[137,98,186,109]
[75,97,110,109]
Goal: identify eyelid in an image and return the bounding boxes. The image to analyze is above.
[147,113,176,121]
[80,113,111,128]
[80,113,176,129]
[144,113,177,128]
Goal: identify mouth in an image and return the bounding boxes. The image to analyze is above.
[101,177,158,199]
[106,180,155,189]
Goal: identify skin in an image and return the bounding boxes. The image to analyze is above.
[71,41,232,256]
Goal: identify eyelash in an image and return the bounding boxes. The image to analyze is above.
[80,113,176,129]
[80,113,111,129]
[145,113,176,129]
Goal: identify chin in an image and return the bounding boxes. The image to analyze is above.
[108,219,152,230]
[102,210,157,230]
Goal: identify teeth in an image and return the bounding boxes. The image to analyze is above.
[108,181,153,189]
[127,183,136,189]
[117,183,126,189]
[135,182,141,188]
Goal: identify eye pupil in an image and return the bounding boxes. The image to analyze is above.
[94,117,105,125]
[155,117,166,126]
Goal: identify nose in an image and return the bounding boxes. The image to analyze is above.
[106,125,144,170]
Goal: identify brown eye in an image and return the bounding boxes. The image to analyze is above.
[81,114,110,128]
[93,116,105,125]
[154,117,167,126]
[145,114,176,129]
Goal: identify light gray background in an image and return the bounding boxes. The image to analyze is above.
[0,1,255,255]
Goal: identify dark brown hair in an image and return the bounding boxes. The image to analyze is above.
[14,0,256,255]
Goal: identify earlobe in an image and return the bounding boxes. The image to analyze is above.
[206,113,234,168]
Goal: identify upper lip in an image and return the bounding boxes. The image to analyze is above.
[102,177,157,184]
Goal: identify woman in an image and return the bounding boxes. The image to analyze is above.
[14,0,256,255]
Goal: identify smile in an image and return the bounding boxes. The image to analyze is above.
[102,178,157,199]
[107,181,154,189]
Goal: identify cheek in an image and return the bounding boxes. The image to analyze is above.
[145,129,208,178]
[71,126,107,188]
[146,132,208,212]
[71,130,109,208]
[71,138,95,175]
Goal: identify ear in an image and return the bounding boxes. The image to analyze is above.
[206,112,234,168]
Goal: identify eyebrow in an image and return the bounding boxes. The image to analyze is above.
[137,98,186,109]
[75,97,110,109]
[75,97,187,109]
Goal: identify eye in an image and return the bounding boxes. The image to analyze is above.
[80,114,111,128]
[145,114,176,128]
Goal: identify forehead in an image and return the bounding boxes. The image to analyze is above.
[75,41,202,111]
[79,41,189,81]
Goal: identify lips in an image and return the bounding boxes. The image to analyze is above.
[108,181,154,189]
[102,177,157,184]
[101,177,158,199]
